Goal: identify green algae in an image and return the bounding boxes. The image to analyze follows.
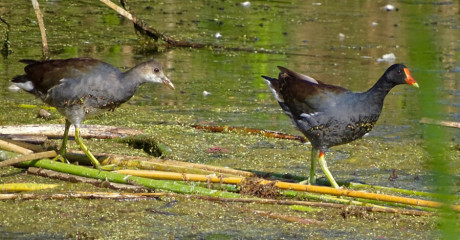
[0,0,459,238]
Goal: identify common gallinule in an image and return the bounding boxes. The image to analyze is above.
[11,58,174,169]
[263,64,418,188]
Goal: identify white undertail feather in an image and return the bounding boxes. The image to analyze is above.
[11,81,34,92]
[265,80,284,103]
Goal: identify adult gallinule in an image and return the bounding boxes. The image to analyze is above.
[11,58,174,169]
[263,64,418,188]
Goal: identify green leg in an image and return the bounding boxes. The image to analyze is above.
[74,126,102,170]
[58,119,71,156]
[299,147,318,185]
[52,120,71,163]
[317,151,339,189]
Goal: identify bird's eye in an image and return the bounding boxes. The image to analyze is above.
[154,68,160,73]
[397,70,402,74]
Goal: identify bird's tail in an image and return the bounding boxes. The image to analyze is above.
[11,75,34,92]
[261,75,276,82]
[262,75,284,103]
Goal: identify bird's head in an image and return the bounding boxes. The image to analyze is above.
[140,60,175,90]
[385,64,419,88]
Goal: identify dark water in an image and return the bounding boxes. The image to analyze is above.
[0,0,459,239]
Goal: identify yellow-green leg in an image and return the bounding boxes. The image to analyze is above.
[52,120,71,163]
[299,147,318,185]
[74,126,102,170]
[317,151,339,189]
[58,119,71,156]
[309,148,318,185]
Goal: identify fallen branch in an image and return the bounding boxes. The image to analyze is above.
[192,125,307,143]
[100,0,281,54]
[0,124,144,139]
[420,117,460,129]
[31,0,48,58]
[27,167,147,192]
[0,139,34,155]
[0,150,56,168]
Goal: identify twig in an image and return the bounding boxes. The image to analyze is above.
[191,195,431,216]
[0,150,56,168]
[0,136,47,152]
[0,15,11,57]
[0,139,34,155]
[116,169,243,184]
[98,152,254,177]
[0,192,166,200]
[420,117,460,129]
[191,125,307,143]
[31,0,48,58]
[0,183,58,192]
[27,167,147,192]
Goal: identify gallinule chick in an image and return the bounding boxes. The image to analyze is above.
[263,64,418,188]
[11,58,174,169]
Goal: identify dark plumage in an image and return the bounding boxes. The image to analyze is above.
[263,64,418,188]
[11,58,174,169]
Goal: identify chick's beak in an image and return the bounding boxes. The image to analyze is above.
[162,76,175,90]
[404,68,419,88]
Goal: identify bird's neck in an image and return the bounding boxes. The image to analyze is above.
[114,70,146,103]
[363,76,396,103]
[122,68,148,87]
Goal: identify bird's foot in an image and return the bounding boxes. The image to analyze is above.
[100,164,117,171]
[96,156,118,171]
[51,154,70,164]
[298,175,315,185]
[298,179,310,185]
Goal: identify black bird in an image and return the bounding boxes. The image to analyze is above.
[263,64,418,188]
[11,58,174,169]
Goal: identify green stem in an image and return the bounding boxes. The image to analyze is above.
[17,159,240,198]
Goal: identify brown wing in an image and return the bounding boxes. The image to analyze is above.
[276,66,350,117]
[21,58,107,94]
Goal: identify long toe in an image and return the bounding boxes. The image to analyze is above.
[51,154,69,164]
